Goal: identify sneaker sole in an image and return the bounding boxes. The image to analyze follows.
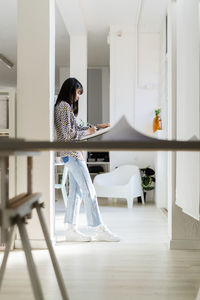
[91,237,120,242]
[65,238,92,242]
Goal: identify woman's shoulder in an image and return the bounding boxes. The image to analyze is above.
[55,100,71,110]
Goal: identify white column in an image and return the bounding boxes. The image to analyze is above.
[59,67,70,89]
[70,35,87,124]
[109,25,136,169]
[16,0,55,248]
[168,0,200,250]
[56,0,87,123]
[167,0,177,245]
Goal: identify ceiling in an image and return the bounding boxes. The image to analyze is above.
[0,0,167,87]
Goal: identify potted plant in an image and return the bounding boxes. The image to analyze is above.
[138,167,155,203]
[153,108,162,132]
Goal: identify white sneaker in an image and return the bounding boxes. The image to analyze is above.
[65,227,91,242]
[92,224,120,242]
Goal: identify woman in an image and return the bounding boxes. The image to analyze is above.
[54,78,119,242]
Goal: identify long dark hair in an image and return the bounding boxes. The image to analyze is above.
[55,77,83,116]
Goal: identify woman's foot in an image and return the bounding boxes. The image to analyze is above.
[92,224,120,242]
[65,224,91,242]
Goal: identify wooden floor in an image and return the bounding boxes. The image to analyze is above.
[1,198,200,300]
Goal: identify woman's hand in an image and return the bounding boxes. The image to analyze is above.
[85,126,97,136]
[96,123,110,129]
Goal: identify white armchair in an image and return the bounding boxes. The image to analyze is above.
[93,165,144,208]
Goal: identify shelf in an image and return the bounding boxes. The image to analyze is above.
[87,161,109,165]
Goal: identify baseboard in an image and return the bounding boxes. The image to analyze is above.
[170,239,200,250]
[15,239,51,249]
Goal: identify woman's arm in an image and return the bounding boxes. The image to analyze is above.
[84,126,96,136]
[61,103,85,140]
[75,118,100,135]
[96,123,110,129]
[75,120,93,130]
[62,103,97,140]
[78,121,110,130]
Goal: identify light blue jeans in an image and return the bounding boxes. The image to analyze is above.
[62,156,103,227]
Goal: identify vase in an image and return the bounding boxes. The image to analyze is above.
[153,114,162,132]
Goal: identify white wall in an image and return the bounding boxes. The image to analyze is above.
[176,0,200,220]
[167,0,200,250]
[154,16,168,209]
[109,26,160,201]
[134,88,157,169]
[110,25,136,127]
[135,31,160,147]
[109,25,137,170]
[109,31,160,169]
[135,32,160,202]
[137,33,160,91]
[159,17,168,134]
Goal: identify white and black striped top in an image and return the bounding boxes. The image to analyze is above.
[54,100,86,160]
